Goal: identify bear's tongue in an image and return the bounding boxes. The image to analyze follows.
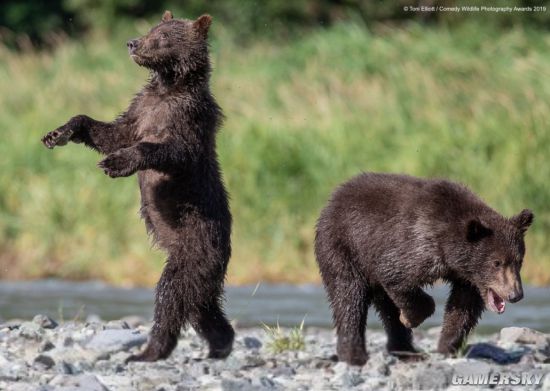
[487,289,506,314]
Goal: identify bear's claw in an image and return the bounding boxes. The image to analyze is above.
[41,128,73,149]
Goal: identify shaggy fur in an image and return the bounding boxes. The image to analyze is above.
[42,11,234,362]
[315,172,533,366]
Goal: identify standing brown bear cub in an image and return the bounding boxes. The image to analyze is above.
[315,172,533,366]
[42,11,234,362]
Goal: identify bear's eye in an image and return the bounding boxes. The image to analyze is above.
[160,33,168,40]
[494,260,502,267]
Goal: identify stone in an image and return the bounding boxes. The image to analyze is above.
[1,383,38,391]
[465,342,525,364]
[271,365,296,378]
[221,378,254,391]
[0,360,28,382]
[96,374,133,390]
[63,336,74,347]
[0,354,9,367]
[103,320,130,330]
[119,316,147,328]
[57,361,76,375]
[49,374,108,391]
[86,314,102,324]
[243,336,262,349]
[251,376,278,389]
[34,354,56,370]
[0,319,23,330]
[391,362,453,390]
[39,340,55,352]
[86,329,147,353]
[18,321,44,340]
[340,371,365,388]
[32,314,58,330]
[413,363,454,390]
[242,355,266,369]
[500,327,549,345]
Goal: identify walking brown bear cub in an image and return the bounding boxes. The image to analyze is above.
[41,11,234,362]
[315,172,534,366]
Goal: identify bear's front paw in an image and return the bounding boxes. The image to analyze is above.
[41,128,73,149]
[98,149,140,178]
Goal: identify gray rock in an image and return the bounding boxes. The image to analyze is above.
[413,363,454,390]
[39,340,56,352]
[271,365,296,378]
[56,361,76,375]
[86,329,147,353]
[18,321,44,340]
[466,342,525,364]
[0,319,23,330]
[63,336,74,347]
[391,362,453,390]
[86,314,102,324]
[242,355,266,369]
[34,354,56,370]
[103,320,130,330]
[1,383,40,391]
[0,354,9,367]
[340,371,365,388]
[0,360,28,382]
[243,337,262,349]
[500,327,548,345]
[33,314,58,330]
[364,351,391,376]
[331,361,348,375]
[187,362,211,378]
[221,378,255,391]
[49,374,108,391]
[258,376,276,388]
[119,316,147,329]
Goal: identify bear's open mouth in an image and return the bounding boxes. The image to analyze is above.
[487,288,506,314]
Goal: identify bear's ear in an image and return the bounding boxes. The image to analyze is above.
[193,14,212,38]
[162,10,173,22]
[510,209,534,234]
[466,218,493,242]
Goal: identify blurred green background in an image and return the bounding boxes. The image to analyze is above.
[0,1,549,286]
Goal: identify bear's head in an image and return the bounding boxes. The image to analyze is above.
[464,208,534,314]
[126,11,211,77]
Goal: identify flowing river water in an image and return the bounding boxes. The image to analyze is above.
[1,280,549,333]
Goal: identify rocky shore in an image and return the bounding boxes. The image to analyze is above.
[0,315,549,390]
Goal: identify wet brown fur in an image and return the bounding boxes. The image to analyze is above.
[41,11,234,362]
[315,172,533,365]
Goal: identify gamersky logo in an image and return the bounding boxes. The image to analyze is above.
[452,372,545,386]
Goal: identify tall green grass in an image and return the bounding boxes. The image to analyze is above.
[0,22,548,285]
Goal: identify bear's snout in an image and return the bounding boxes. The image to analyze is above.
[127,39,140,54]
[508,287,524,303]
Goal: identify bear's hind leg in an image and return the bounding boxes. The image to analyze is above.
[321,259,370,366]
[333,284,370,366]
[126,262,186,362]
[437,280,484,355]
[372,287,416,354]
[190,298,234,359]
